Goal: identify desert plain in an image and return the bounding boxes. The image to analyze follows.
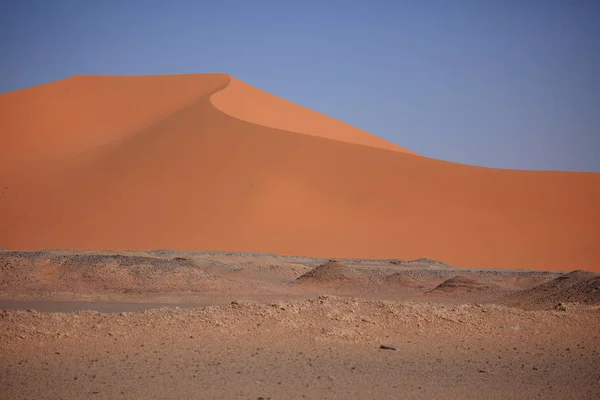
[1,74,599,399]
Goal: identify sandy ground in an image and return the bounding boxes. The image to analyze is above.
[1,250,599,399]
[1,74,599,271]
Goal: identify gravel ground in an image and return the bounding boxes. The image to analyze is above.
[1,297,599,399]
[1,250,599,399]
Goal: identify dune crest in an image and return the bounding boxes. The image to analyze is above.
[210,76,416,154]
[0,73,229,169]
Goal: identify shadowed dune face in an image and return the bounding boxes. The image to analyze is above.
[1,74,599,272]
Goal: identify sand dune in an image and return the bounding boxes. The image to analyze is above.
[1,73,599,271]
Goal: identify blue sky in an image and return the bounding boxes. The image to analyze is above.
[2,0,599,171]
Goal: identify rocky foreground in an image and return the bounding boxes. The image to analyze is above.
[1,296,600,399]
[1,250,599,399]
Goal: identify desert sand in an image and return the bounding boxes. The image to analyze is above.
[1,74,599,271]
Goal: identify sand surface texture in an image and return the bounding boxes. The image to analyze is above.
[1,74,599,271]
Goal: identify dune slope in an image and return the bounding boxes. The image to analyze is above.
[1,74,599,272]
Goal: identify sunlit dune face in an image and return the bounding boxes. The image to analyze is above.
[210,76,417,154]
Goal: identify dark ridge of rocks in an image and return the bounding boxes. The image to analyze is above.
[0,251,214,295]
[53,254,192,268]
[389,258,456,269]
[0,251,196,269]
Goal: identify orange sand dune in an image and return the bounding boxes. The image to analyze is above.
[1,74,599,272]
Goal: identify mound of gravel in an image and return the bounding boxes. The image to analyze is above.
[296,260,357,283]
[427,275,495,295]
[503,270,600,308]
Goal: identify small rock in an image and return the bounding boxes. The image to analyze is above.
[380,345,398,351]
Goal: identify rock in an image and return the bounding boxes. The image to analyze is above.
[380,344,398,351]
[554,302,567,311]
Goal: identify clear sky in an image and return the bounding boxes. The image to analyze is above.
[1,0,599,171]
